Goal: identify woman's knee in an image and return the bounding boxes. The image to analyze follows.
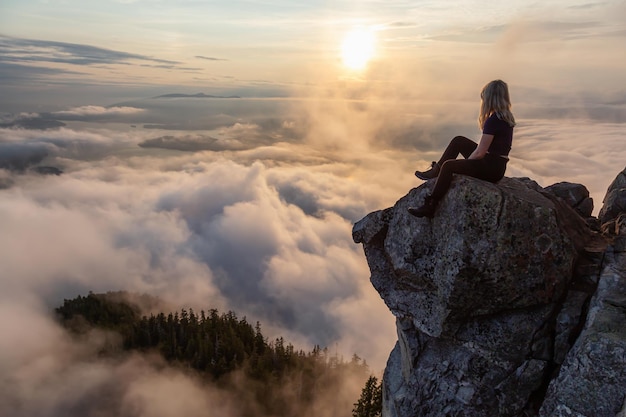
[451,136,467,145]
[449,136,477,158]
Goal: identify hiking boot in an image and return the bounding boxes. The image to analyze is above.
[415,161,440,180]
[408,196,438,218]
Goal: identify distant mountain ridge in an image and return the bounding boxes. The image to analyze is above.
[152,92,241,99]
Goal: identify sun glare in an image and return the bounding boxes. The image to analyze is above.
[341,28,376,71]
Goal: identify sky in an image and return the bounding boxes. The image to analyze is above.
[1,1,626,416]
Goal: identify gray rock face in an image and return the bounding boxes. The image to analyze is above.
[538,183,626,417]
[544,182,594,218]
[539,242,626,417]
[352,173,625,417]
[355,177,582,338]
[600,166,626,233]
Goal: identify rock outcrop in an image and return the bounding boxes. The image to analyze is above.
[353,167,626,417]
[599,169,626,235]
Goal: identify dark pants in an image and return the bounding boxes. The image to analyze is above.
[431,136,508,201]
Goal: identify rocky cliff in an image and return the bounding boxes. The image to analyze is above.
[353,167,626,417]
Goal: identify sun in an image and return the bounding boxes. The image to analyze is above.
[341,28,376,71]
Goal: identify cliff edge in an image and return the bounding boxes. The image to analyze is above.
[353,167,626,417]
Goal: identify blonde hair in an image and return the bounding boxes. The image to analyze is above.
[478,79,516,129]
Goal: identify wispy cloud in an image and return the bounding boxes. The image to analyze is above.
[195,55,228,61]
[0,35,180,67]
[0,61,86,80]
[50,105,145,119]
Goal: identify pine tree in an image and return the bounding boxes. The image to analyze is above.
[352,375,382,417]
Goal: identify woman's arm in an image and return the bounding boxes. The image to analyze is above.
[468,134,494,159]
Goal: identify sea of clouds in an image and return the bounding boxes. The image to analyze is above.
[1,89,625,416]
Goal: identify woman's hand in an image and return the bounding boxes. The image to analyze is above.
[469,134,494,159]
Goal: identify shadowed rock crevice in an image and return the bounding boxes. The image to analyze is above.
[354,167,626,417]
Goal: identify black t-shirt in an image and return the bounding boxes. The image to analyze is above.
[483,113,513,156]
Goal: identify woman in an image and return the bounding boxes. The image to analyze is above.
[408,79,516,218]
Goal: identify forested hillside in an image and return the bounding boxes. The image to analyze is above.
[55,292,378,416]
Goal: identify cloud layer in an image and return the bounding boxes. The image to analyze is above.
[1,82,625,417]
